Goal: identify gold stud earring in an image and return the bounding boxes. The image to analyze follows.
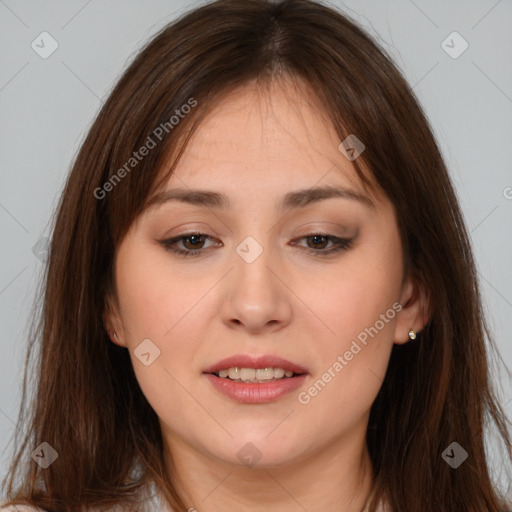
[408,329,417,340]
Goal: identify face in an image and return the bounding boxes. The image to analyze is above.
[105,79,425,472]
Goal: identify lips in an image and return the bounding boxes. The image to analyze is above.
[203,354,309,375]
[204,372,308,403]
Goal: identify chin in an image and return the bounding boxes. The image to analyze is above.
[206,433,306,469]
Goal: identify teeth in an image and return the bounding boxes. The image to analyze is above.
[215,367,296,382]
[256,368,274,380]
[273,368,285,379]
[228,368,240,380]
[240,368,256,381]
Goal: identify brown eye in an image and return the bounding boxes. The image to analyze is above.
[305,234,329,249]
[181,234,207,250]
[159,233,218,257]
[292,233,354,256]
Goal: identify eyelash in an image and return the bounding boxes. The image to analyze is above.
[159,232,354,258]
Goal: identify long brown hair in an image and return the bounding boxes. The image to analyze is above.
[2,1,511,511]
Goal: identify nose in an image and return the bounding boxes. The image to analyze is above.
[220,238,292,335]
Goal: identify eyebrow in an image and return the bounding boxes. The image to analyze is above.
[144,185,375,212]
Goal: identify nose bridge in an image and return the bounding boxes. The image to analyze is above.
[233,233,278,301]
[221,231,291,332]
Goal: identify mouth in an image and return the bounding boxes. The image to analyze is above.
[209,367,304,383]
[202,354,309,403]
[203,353,308,380]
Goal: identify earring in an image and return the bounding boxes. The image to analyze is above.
[408,329,417,340]
[113,331,118,341]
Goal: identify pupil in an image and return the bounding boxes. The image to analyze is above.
[187,235,202,247]
[310,235,326,248]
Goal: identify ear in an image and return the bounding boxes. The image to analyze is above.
[394,275,431,345]
[102,294,127,348]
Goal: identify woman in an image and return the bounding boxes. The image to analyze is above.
[1,0,511,511]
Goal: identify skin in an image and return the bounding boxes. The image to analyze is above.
[104,78,429,512]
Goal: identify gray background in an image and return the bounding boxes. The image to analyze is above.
[1,0,511,498]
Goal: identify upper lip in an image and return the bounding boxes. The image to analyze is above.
[203,354,309,375]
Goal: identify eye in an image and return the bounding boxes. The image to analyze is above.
[158,232,354,258]
[291,233,354,256]
[159,233,217,257]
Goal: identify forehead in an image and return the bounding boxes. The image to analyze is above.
[164,80,367,193]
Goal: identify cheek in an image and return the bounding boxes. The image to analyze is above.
[114,240,208,391]
[298,233,402,415]
[297,282,397,436]
[115,241,203,341]
[113,246,196,409]
[114,248,203,428]
[307,240,402,348]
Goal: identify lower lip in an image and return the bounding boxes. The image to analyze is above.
[203,373,308,404]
